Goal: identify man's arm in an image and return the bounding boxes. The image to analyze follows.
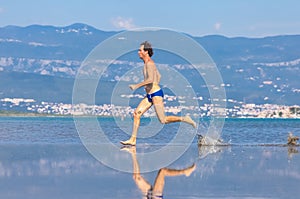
[129,63,155,90]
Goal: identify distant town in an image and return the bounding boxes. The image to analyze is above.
[1,97,299,118]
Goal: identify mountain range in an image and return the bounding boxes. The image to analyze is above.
[0,23,299,107]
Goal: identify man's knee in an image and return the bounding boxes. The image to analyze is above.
[158,117,167,124]
[133,110,142,119]
[133,173,141,181]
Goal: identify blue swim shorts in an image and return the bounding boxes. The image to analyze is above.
[146,89,164,103]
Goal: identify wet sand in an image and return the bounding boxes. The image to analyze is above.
[0,143,299,199]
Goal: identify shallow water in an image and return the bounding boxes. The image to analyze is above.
[0,144,299,198]
[0,117,299,198]
[0,117,299,145]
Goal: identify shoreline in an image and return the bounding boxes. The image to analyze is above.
[0,112,299,119]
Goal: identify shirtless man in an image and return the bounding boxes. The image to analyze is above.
[120,41,196,146]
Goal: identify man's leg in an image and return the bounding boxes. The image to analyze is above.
[152,96,196,128]
[121,147,152,193]
[120,98,152,145]
[152,164,196,194]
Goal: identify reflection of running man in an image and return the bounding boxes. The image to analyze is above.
[122,146,196,198]
[121,41,196,146]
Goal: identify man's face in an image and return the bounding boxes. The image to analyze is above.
[138,45,146,59]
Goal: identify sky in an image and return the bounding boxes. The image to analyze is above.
[0,0,300,38]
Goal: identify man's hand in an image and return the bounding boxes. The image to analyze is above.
[129,84,137,90]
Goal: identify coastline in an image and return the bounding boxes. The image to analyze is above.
[0,111,299,119]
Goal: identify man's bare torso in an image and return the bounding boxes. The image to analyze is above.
[143,62,161,94]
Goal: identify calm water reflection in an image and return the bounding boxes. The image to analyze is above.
[0,144,299,198]
[121,146,196,199]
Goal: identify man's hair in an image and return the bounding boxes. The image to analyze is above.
[141,41,154,57]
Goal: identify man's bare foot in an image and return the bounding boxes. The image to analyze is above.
[184,115,196,128]
[120,145,136,154]
[184,163,196,177]
[120,139,136,146]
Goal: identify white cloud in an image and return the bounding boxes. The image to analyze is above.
[214,22,222,31]
[111,17,136,29]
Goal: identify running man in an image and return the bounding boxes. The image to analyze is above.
[120,41,196,146]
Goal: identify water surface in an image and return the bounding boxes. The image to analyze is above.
[0,117,299,198]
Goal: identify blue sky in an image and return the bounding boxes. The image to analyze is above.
[0,0,300,37]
